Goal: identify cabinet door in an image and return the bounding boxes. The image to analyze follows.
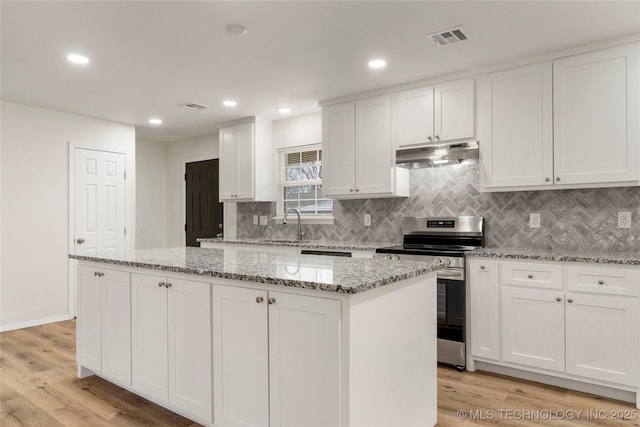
[269,292,341,427]
[478,62,554,189]
[77,265,103,372]
[212,285,269,427]
[322,102,356,196]
[566,293,639,386]
[355,95,394,195]
[394,86,434,147]
[234,123,255,200]
[468,261,500,361]
[553,43,639,185]
[132,273,169,402]
[501,287,565,372]
[102,270,131,385]
[434,78,475,141]
[168,279,212,422]
[219,127,237,200]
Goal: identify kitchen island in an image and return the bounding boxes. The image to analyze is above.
[70,247,445,427]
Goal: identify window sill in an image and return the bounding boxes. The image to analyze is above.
[272,215,335,225]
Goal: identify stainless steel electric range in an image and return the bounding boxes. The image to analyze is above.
[375,216,485,370]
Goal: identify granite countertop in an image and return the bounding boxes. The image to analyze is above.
[70,247,444,294]
[467,247,640,266]
[196,237,397,251]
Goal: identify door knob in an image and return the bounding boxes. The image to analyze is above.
[76,238,85,244]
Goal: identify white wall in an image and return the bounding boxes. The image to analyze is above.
[166,132,218,246]
[0,101,136,331]
[273,112,321,150]
[136,138,168,249]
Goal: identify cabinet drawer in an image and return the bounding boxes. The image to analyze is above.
[501,262,562,289]
[567,266,639,296]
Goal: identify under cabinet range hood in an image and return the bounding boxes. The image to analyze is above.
[396,141,479,168]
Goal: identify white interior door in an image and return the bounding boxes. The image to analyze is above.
[74,148,126,254]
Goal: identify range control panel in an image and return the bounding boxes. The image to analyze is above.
[426,220,455,228]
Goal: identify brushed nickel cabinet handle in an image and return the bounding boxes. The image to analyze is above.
[256,296,264,303]
[480,265,485,270]
[598,280,605,285]
[527,274,534,279]
[158,282,164,287]
[567,298,573,303]
[268,297,276,305]
[556,297,562,302]
[166,283,172,289]
[545,177,550,182]
[556,177,561,182]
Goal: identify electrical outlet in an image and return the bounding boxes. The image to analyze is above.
[253,215,259,225]
[529,213,541,228]
[618,211,631,229]
[364,213,371,227]
[259,215,268,226]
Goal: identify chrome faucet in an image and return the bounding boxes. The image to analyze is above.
[283,208,306,241]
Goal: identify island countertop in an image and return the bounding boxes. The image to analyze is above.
[70,247,445,294]
[196,237,397,251]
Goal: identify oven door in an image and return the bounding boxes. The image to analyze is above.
[437,268,465,343]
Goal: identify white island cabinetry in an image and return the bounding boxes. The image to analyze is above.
[74,248,440,426]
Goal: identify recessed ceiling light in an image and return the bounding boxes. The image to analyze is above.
[368,59,387,69]
[67,54,90,64]
[226,24,248,36]
[149,118,163,125]
[277,107,291,114]
[222,100,237,107]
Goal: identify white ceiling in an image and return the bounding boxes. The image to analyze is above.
[2,1,639,142]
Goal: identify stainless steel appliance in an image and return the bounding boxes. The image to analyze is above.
[375,216,484,370]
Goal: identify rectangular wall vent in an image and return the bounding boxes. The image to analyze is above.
[427,26,470,47]
[179,102,209,111]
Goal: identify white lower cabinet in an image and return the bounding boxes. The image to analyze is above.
[212,284,342,427]
[468,260,500,360]
[77,265,131,385]
[131,273,212,423]
[501,286,565,372]
[468,257,640,406]
[565,292,640,386]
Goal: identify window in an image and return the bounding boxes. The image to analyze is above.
[278,145,333,221]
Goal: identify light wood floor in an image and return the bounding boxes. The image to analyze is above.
[1,320,638,426]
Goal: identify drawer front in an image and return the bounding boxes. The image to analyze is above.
[567,266,640,296]
[501,262,563,289]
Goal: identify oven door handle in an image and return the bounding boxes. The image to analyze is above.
[437,269,464,281]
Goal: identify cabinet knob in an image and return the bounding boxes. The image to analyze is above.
[556,177,561,182]
[268,297,276,305]
[427,136,433,142]
[94,271,104,277]
[567,298,573,303]
[349,189,354,192]
[166,283,172,289]
[158,282,164,287]
[435,135,440,140]
[355,188,359,192]
[598,280,605,285]
[545,177,550,182]
[76,238,85,244]
[480,265,485,270]
[256,296,264,303]
[556,297,562,302]
[527,274,534,279]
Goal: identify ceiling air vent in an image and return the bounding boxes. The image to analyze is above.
[427,26,470,47]
[179,102,209,111]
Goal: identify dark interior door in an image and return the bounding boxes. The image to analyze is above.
[186,159,223,247]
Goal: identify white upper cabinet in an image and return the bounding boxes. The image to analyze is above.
[322,95,409,199]
[553,43,639,185]
[478,62,554,189]
[393,86,434,146]
[219,117,275,202]
[394,78,475,148]
[434,79,475,142]
[479,42,640,192]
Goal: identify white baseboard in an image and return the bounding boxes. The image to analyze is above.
[0,314,74,332]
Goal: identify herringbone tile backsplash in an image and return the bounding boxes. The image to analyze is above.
[237,165,640,252]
